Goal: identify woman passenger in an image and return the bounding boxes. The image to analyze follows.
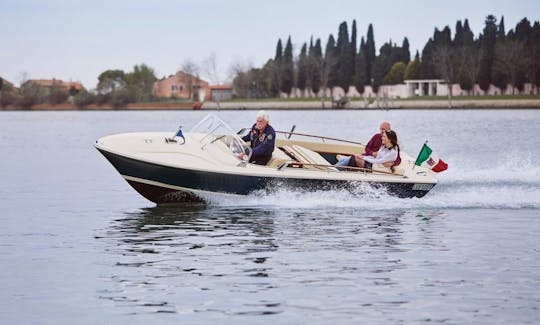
[336,130,399,171]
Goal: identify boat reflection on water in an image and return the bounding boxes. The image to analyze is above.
[104,204,279,263]
[98,206,446,316]
[98,204,281,314]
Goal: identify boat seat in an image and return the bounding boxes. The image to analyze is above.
[283,145,335,170]
[266,147,292,168]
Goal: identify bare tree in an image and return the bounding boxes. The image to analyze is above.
[228,59,254,98]
[181,60,200,101]
[432,45,456,107]
[320,54,339,98]
[201,53,221,85]
[270,59,282,97]
[18,71,29,87]
[456,46,482,95]
[227,59,253,82]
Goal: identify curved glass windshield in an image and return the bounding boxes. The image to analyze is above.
[191,114,252,161]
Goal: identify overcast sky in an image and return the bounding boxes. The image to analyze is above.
[1,0,538,88]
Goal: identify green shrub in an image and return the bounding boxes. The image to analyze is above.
[0,90,16,107]
[15,83,46,109]
[73,90,96,108]
[48,85,69,104]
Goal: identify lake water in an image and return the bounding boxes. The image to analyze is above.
[1,109,539,324]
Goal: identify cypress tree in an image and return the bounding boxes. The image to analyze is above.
[430,26,457,94]
[515,17,532,42]
[307,37,314,91]
[401,37,411,63]
[359,37,365,57]
[325,34,339,89]
[492,17,509,92]
[309,38,323,95]
[456,19,478,94]
[497,16,506,40]
[350,20,358,81]
[516,18,533,91]
[421,38,436,78]
[281,36,294,95]
[297,43,308,91]
[274,39,283,62]
[435,26,452,47]
[353,37,366,94]
[422,27,452,79]
[365,24,376,86]
[454,20,466,88]
[478,15,497,92]
[462,19,475,45]
[336,21,353,91]
[454,20,464,46]
[373,42,393,90]
[530,22,540,92]
[272,39,283,96]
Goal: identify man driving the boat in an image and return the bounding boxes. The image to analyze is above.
[240,110,276,165]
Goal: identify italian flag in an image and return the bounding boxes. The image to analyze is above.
[414,143,448,172]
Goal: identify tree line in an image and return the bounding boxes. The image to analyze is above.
[0,64,157,109]
[2,15,539,108]
[233,15,540,98]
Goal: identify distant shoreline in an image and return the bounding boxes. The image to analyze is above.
[203,98,540,110]
[2,98,540,111]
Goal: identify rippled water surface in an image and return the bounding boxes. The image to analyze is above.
[1,109,539,324]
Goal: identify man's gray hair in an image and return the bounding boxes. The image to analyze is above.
[256,110,269,122]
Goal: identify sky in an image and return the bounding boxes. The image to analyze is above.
[1,0,538,89]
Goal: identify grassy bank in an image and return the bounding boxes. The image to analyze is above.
[203,95,540,110]
[2,95,540,111]
[219,94,540,103]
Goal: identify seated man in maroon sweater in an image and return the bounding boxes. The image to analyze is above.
[364,121,401,166]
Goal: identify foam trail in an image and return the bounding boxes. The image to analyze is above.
[426,184,539,209]
[199,155,540,210]
[202,179,538,211]
[444,155,539,186]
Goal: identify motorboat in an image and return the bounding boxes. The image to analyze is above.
[95,114,437,204]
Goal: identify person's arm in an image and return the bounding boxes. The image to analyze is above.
[363,148,397,164]
[241,125,255,143]
[363,134,380,156]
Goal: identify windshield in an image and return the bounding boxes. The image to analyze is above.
[191,114,252,160]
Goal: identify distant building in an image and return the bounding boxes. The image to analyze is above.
[23,79,84,92]
[208,85,233,101]
[153,71,210,101]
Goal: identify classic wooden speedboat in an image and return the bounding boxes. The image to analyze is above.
[95,114,437,204]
